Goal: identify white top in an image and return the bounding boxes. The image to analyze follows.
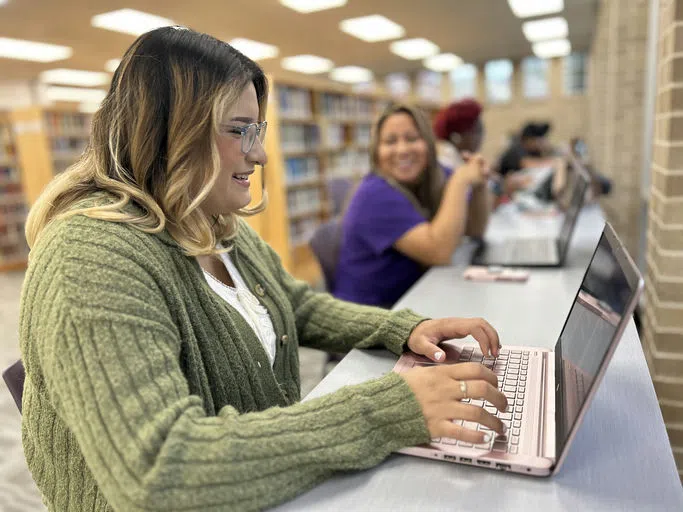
[202,251,277,367]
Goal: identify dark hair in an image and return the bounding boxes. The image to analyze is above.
[28,26,269,255]
[521,122,551,140]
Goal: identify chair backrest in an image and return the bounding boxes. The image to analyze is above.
[326,178,354,216]
[2,359,25,414]
[309,218,343,291]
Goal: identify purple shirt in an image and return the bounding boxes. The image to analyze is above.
[334,174,427,307]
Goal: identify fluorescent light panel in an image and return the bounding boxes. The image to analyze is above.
[523,17,568,42]
[280,0,346,13]
[91,8,174,36]
[0,37,72,62]
[508,0,564,18]
[339,15,404,42]
[424,53,463,72]
[330,66,373,83]
[390,38,439,60]
[40,69,110,87]
[105,59,121,73]
[281,54,333,74]
[533,38,571,58]
[46,86,107,103]
[229,38,279,60]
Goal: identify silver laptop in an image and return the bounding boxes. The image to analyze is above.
[394,222,643,476]
[471,168,590,268]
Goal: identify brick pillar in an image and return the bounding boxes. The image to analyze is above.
[588,0,649,257]
[643,0,683,484]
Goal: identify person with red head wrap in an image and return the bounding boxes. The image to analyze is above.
[433,98,491,237]
[433,98,485,171]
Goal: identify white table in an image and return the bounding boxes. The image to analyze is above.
[276,204,683,511]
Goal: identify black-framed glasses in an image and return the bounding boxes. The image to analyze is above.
[221,121,267,154]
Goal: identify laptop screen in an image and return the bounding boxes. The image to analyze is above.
[556,171,589,257]
[554,227,641,458]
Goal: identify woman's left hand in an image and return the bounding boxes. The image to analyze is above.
[407,317,501,362]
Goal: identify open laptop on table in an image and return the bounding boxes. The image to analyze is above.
[394,222,643,476]
[471,166,590,268]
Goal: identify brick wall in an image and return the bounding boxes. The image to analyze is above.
[588,0,649,258]
[643,0,683,484]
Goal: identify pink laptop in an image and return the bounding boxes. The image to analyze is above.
[393,222,643,476]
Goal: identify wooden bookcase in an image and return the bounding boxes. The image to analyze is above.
[0,112,29,272]
[11,107,92,206]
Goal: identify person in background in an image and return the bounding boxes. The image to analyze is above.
[433,98,485,170]
[334,103,490,308]
[19,27,507,511]
[497,122,567,198]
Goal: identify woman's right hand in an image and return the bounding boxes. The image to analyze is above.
[401,362,508,444]
[456,153,489,186]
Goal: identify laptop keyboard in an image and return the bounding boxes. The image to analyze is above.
[427,347,529,454]
[504,238,555,262]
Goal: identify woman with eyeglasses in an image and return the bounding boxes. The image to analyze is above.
[20,27,507,511]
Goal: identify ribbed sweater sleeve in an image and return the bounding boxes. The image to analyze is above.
[24,218,430,511]
[239,221,429,355]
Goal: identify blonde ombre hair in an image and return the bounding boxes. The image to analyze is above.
[26,27,268,256]
[370,103,446,219]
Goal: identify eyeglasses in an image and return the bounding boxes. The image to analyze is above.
[220,121,268,154]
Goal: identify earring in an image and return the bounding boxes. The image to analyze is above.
[450,133,462,145]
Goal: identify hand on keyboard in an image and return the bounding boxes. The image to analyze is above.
[407,317,501,362]
[402,362,508,445]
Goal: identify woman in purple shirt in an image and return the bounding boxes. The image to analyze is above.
[334,104,491,307]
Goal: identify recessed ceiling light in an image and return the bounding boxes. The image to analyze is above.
[229,38,279,60]
[339,15,405,42]
[424,53,463,72]
[523,17,568,42]
[0,37,72,62]
[280,0,346,13]
[533,39,571,58]
[508,0,564,18]
[281,54,333,74]
[91,8,174,36]
[40,69,110,87]
[330,66,374,83]
[45,86,107,104]
[105,59,121,73]
[390,38,440,60]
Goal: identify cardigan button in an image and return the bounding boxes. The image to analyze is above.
[281,334,289,344]
[254,284,265,297]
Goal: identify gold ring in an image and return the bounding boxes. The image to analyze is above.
[460,380,468,399]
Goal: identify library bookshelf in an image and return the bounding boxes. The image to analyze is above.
[0,112,28,272]
[11,106,92,206]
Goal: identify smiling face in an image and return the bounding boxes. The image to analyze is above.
[202,82,267,217]
[376,112,428,186]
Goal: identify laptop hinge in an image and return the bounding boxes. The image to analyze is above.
[541,351,557,461]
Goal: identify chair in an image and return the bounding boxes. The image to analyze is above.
[309,218,343,292]
[3,359,25,414]
[326,178,354,217]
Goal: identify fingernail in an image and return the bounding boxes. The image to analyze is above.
[434,351,444,361]
[483,433,491,443]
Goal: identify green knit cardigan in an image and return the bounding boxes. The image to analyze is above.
[19,210,431,511]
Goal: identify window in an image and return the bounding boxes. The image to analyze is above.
[522,57,549,99]
[485,59,513,103]
[563,53,587,95]
[450,63,478,100]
